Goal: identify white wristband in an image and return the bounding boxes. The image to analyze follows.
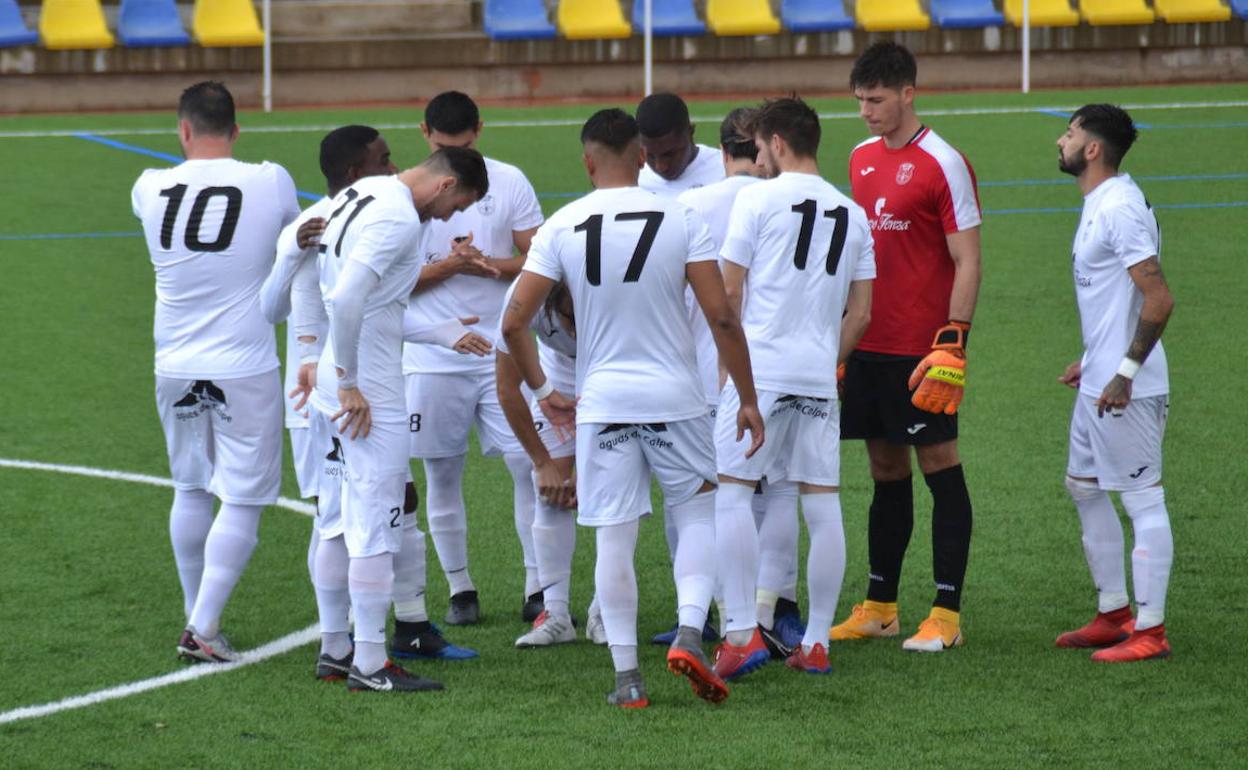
[531,379,555,401]
[1116,358,1141,380]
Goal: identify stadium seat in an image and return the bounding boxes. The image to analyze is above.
[558,0,631,39]
[855,0,931,30]
[119,0,191,46]
[1154,0,1232,22]
[1003,0,1080,25]
[930,0,1006,27]
[706,0,782,36]
[39,0,115,49]
[781,0,855,32]
[0,0,37,47]
[484,0,557,40]
[193,0,265,47]
[632,0,706,36]
[1079,0,1155,25]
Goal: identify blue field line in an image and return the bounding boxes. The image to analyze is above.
[0,230,143,241]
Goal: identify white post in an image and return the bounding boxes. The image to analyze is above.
[643,0,653,96]
[1021,0,1031,94]
[262,0,273,112]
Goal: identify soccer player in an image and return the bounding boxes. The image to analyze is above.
[712,97,875,678]
[832,42,983,652]
[637,92,726,195]
[298,146,488,692]
[500,108,763,708]
[403,91,547,625]
[1053,104,1175,662]
[132,81,299,662]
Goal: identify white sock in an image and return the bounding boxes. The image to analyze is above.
[168,488,215,619]
[306,524,319,585]
[188,502,262,638]
[1121,486,1173,630]
[1066,477,1129,613]
[610,644,639,673]
[595,520,639,659]
[533,488,576,618]
[715,482,758,643]
[756,480,800,607]
[801,493,845,651]
[391,513,428,622]
[756,589,779,629]
[424,455,474,594]
[669,490,716,632]
[663,502,680,562]
[504,452,541,597]
[349,552,395,676]
[313,535,352,658]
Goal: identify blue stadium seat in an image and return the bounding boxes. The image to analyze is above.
[930,0,1005,27]
[632,0,706,36]
[484,0,557,39]
[0,0,38,47]
[1232,0,1248,18]
[781,0,854,32]
[119,0,191,46]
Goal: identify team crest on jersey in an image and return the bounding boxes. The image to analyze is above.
[896,163,915,186]
[477,194,495,216]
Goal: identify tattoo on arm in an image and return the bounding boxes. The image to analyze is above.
[1127,318,1165,364]
[504,299,523,317]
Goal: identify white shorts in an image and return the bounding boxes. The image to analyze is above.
[715,386,840,487]
[334,419,409,558]
[308,410,346,540]
[1067,394,1168,491]
[575,414,716,527]
[289,425,321,499]
[534,397,576,460]
[405,372,521,458]
[155,370,283,506]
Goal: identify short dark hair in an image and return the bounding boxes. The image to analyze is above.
[636,92,690,139]
[720,107,758,161]
[178,81,236,137]
[319,125,380,191]
[751,97,821,158]
[1071,103,1138,169]
[424,145,489,199]
[425,91,480,136]
[580,108,640,153]
[850,42,918,91]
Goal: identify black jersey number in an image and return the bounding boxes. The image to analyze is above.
[318,188,377,258]
[158,184,243,252]
[790,200,849,276]
[574,211,664,286]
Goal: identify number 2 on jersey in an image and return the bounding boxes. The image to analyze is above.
[319,188,376,258]
[790,200,848,275]
[158,184,242,252]
[574,211,664,286]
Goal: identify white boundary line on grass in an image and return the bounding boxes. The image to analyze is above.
[0,457,318,726]
[1,99,1245,138]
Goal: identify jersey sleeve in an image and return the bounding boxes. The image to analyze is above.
[522,219,563,282]
[931,152,982,234]
[719,191,758,268]
[271,164,302,227]
[130,169,158,219]
[1105,196,1159,270]
[850,207,877,281]
[682,205,718,264]
[509,171,545,233]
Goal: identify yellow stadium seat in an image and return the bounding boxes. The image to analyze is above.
[39,0,115,49]
[1079,0,1155,24]
[1155,0,1231,22]
[1003,0,1080,25]
[558,0,632,38]
[706,0,782,35]
[855,0,931,31]
[193,0,265,47]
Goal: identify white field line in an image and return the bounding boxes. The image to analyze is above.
[1,100,1245,138]
[0,457,318,726]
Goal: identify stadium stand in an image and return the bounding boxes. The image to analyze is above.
[39,0,115,49]
[119,0,192,46]
[0,0,37,47]
[930,0,1006,27]
[193,0,265,47]
[558,0,632,38]
[780,0,855,32]
[1004,0,1080,25]
[484,0,557,39]
[706,0,782,36]
[632,0,706,36]
[1079,0,1155,25]
[1155,0,1232,22]
[856,0,932,30]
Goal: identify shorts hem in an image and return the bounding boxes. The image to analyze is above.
[577,509,651,527]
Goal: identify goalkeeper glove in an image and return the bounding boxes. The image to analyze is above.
[908,321,970,415]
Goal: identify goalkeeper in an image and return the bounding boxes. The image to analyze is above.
[832,41,983,653]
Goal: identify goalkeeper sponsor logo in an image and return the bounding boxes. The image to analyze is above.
[927,365,965,386]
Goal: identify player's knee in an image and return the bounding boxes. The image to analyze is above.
[915,441,959,475]
[1120,485,1167,525]
[1065,475,1102,501]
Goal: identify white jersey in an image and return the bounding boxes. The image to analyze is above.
[678,174,762,405]
[524,187,717,424]
[309,175,425,423]
[639,143,726,197]
[1072,173,1167,398]
[132,158,300,379]
[495,279,577,396]
[721,172,875,399]
[403,157,544,376]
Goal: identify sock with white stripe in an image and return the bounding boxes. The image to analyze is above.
[672,490,717,632]
[188,502,262,639]
[313,534,352,659]
[801,493,846,652]
[349,552,395,676]
[504,452,541,598]
[391,513,428,623]
[715,482,758,645]
[533,486,576,619]
[1121,486,1173,630]
[424,454,474,595]
[169,488,216,619]
[1066,476,1129,613]
[595,519,639,670]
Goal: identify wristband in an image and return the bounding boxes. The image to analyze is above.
[297,339,321,365]
[532,379,555,401]
[1116,358,1141,380]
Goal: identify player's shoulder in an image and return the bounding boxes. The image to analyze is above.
[851,136,884,156]
[483,156,533,186]
[914,128,975,176]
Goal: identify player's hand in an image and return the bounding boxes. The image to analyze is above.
[448,234,502,279]
[332,386,372,440]
[836,361,847,400]
[1058,360,1082,389]
[908,322,969,415]
[297,217,326,249]
[289,362,318,411]
[736,402,765,459]
[1096,375,1132,418]
[534,459,576,509]
[538,390,578,443]
[454,332,492,356]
